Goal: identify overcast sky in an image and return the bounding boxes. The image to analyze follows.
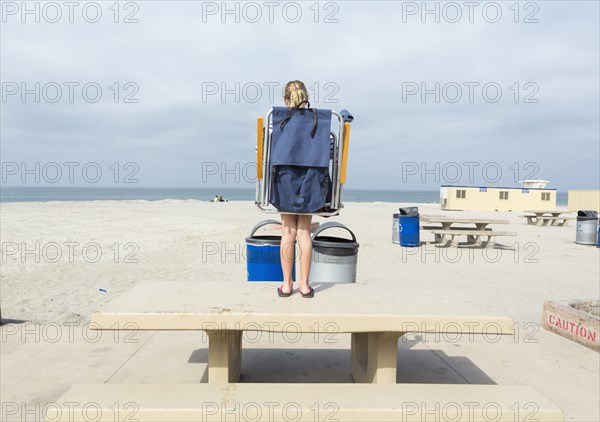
[1,1,598,191]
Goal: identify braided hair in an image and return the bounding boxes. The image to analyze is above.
[283,80,309,108]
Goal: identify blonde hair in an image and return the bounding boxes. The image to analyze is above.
[283,80,309,108]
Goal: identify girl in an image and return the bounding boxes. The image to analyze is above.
[276,80,316,298]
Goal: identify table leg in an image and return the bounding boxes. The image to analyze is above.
[474,236,484,247]
[351,332,402,383]
[485,236,496,249]
[450,235,459,248]
[440,234,452,247]
[205,330,242,383]
[469,224,486,245]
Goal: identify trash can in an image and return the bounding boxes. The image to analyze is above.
[575,211,598,245]
[246,219,295,281]
[392,213,400,244]
[310,222,359,283]
[398,207,420,247]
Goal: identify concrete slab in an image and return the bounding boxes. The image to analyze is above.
[542,300,599,351]
[91,281,515,334]
[47,383,565,422]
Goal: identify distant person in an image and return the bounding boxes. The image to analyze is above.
[219,195,227,202]
[212,195,219,202]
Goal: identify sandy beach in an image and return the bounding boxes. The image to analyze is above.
[1,200,599,421]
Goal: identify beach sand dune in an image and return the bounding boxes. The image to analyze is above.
[1,200,598,421]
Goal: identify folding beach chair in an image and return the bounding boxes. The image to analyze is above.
[255,107,352,216]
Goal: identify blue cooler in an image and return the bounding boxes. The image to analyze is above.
[398,207,420,247]
[246,219,295,282]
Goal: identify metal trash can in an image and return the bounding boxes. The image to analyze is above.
[392,213,400,244]
[310,222,359,283]
[246,219,295,281]
[399,207,420,247]
[575,211,598,245]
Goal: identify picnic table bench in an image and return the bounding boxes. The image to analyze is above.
[420,216,515,248]
[48,383,565,421]
[48,281,564,421]
[89,281,515,384]
[521,210,575,226]
[430,229,517,248]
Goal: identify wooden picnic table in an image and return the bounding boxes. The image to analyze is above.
[420,216,513,247]
[91,281,515,384]
[522,210,575,226]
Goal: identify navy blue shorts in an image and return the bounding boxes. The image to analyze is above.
[270,165,329,213]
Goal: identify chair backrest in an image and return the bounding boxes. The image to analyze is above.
[256,107,351,216]
[270,107,332,168]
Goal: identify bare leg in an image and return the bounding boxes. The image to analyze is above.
[280,214,297,294]
[296,214,313,294]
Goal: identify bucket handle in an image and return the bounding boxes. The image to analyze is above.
[249,219,282,238]
[312,221,356,242]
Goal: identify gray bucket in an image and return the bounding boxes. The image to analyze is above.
[576,210,599,245]
[392,213,400,244]
[310,222,359,284]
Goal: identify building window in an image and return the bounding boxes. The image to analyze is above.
[541,192,550,201]
[456,190,466,199]
[499,191,509,200]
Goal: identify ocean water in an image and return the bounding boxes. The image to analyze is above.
[0,186,569,205]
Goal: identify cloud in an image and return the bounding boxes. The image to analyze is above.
[1,1,598,190]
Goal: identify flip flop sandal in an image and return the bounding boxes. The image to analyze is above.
[277,286,292,297]
[300,286,314,298]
